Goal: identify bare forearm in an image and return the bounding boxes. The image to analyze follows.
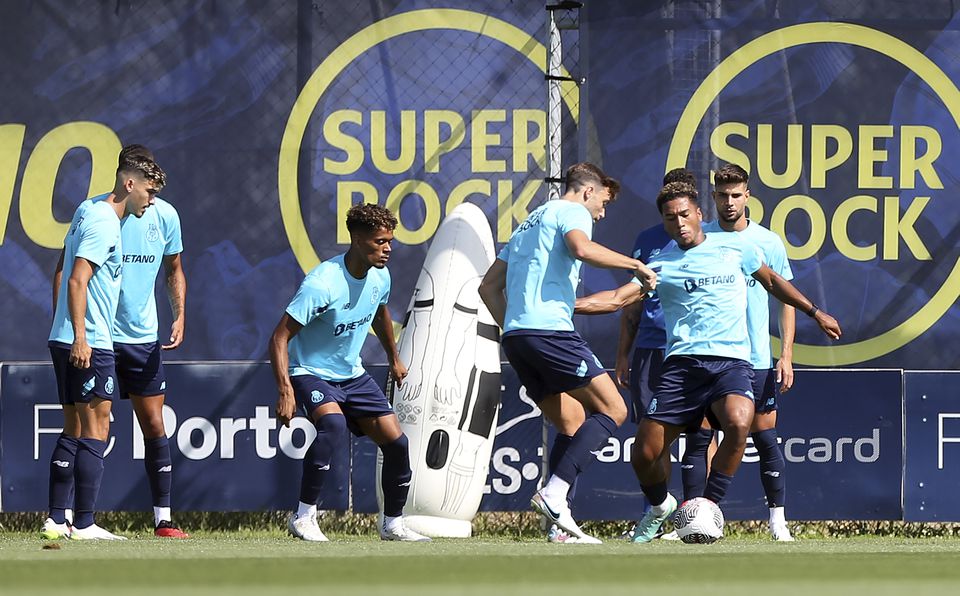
[618,304,642,361]
[778,304,796,359]
[575,284,644,315]
[373,312,400,364]
[268,333,292,390]
[762,275,817,315]
[166,268,186,321]
[479,288,506,329]
[67,278,87,341]
[576,241,641,271]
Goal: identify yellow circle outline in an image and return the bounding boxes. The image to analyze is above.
[667,22,960,366]
[279,8,580,272]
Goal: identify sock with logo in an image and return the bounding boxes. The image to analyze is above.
[552,412,618,489]
[380,434,412,518]
[681,428,713,500]
[547,434,578,506]
[703,470,734,504]
[48,433,79,524]
[753,428,786,507]
[299,414,347,507]
[144,436,172,513]
[73,438,107,529]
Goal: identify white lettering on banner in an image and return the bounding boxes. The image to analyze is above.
[131,405,317,461]
[33,404,116,460]
[938,413,960,470]
[783,428,880,463]
[489,447,523,494]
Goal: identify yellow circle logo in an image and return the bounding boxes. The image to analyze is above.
[278,8,579,272]
[668,22,960,366]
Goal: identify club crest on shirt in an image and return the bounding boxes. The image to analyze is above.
[371,286,380,305]
[146,223,160,242]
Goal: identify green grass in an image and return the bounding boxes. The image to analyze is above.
[1,531,959,595]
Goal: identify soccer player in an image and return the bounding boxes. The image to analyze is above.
[109,145,188,538]
[479,162,657,543]
[43,155,166,540]
[616,168,707,541]
[686,163,795,540]
[575,181,841,543]
[270,203,429,542]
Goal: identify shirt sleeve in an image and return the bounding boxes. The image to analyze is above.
[496,244,509,262]
[768,235,793,281]
[380,271,391,305]
[163,205,184,256]
[557,203,593,240]
[74,209,117,268]
[739,236,764,276]
[286,276,332,327]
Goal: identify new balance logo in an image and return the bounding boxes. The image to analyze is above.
[680,464,694,470]
[763,471,781,478]
[317,464,331,471]
[52,460,70,468]
[575,360,588,377]
[398,481,412,487]
[158,465,172,473]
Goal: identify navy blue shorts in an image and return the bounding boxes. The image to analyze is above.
[49,341,118,404]
[645,355,754,428]
[115,341,166,399]
[628,347,665,423]
[290,372,393,436]
[751,367,779,413]
[502,330,606,403]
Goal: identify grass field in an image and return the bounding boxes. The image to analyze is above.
[2,531,959,595]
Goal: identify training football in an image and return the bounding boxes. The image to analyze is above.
[673,498,725,544]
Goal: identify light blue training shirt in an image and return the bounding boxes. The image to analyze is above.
[286,253,390,381]
[114,197,183,344]
[49,195,123,350]
[497,200,594,333]
[704,220,793,368]
[640,232,764,362]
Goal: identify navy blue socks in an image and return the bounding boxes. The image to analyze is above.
[73,438,107,529]
[380,434,412,518]
[299,414,347,506]
[143,436,172,508]
[703,470,734,504]
[753,429,786,507]
[681,428,713,500]
[552,412,618,485]
[48,433,79,523]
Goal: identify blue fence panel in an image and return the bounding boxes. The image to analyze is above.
[904,371,960,521]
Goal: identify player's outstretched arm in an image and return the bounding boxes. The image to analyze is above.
[752,265,842,340]
[372,303,407,386]
[575,282,646,315]
[269,314,303,427]
[615,300,643,388]
[161,253,186,350]
[564,230,658,291]
[478,258,507,329]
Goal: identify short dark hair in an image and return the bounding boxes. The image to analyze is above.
[119,144,154,164]
[656,181,698,213]
[564,162,606,194]
[118,155,166,190]
[603,176,621,201]
[346,203,398,234]
[714,163,749,186]
[663,167,696,187]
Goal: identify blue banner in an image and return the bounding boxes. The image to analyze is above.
[0,362,916,521]
[904,371,960,521]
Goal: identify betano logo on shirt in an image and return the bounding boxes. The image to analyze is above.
[668,23,960,365]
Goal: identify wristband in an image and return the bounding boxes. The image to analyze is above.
[806,303,819,317]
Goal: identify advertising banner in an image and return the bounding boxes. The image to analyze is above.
[904,371,960,521]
